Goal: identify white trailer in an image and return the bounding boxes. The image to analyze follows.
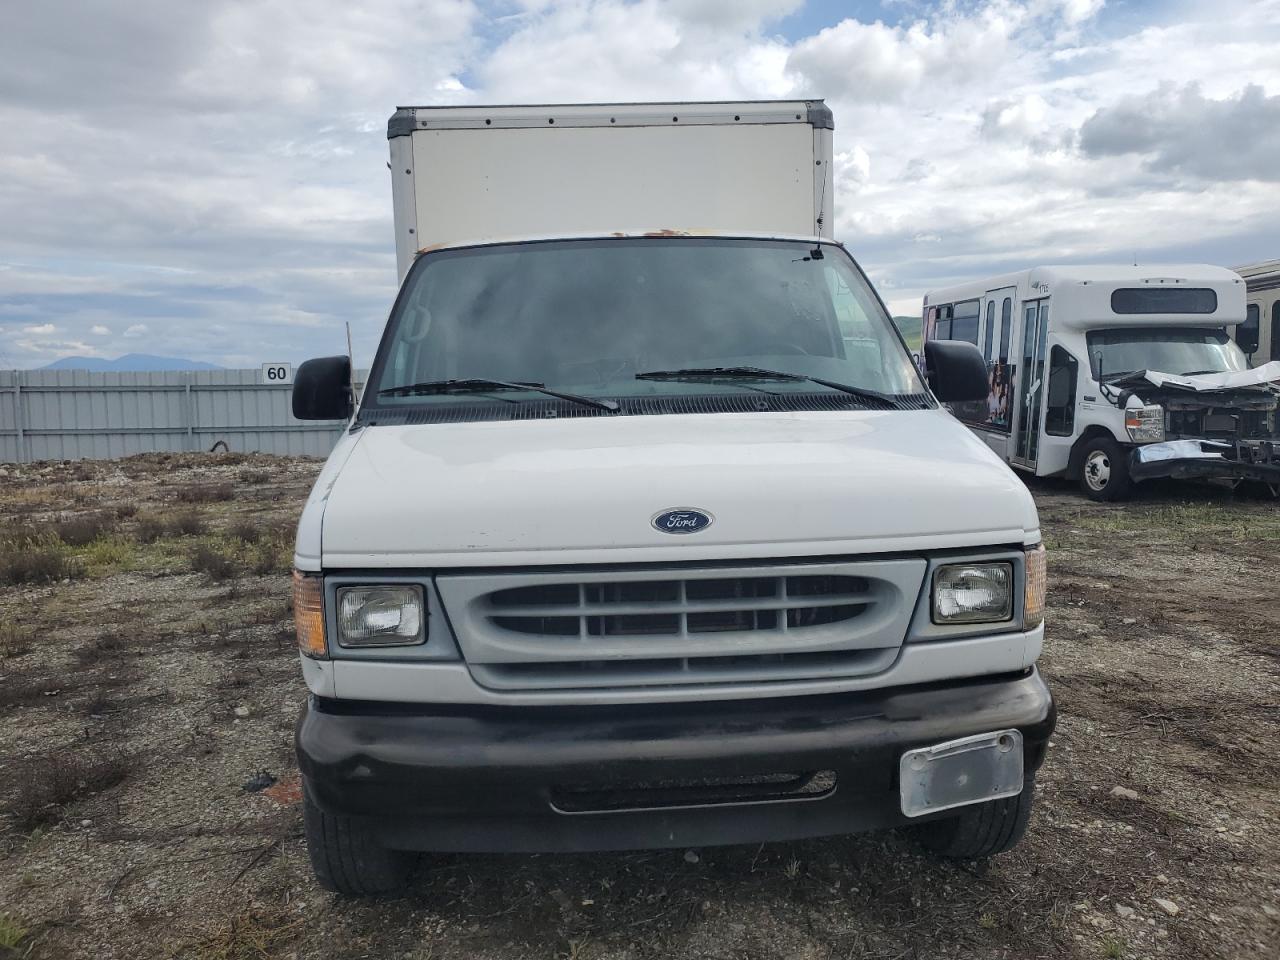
[925,265,1280,500]
[1232,259,1280,365]
[387,101,834,280]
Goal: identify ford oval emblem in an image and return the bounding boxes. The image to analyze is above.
[652,508,714,534]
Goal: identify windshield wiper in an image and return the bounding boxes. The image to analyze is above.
[635,366,899,408]
[378,378,619,412]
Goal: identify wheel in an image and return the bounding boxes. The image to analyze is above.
[1077,436,1133,502]
[303,784,416,895]
[911,777,1036,859]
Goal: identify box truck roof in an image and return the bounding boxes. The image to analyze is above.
[410,229,835,257]
[387,100,835,280]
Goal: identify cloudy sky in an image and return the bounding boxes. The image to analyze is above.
[1,0,1277,369]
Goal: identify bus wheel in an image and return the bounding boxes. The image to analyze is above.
[1078,437,1132,502]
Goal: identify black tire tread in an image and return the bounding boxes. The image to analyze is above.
[912,777,1035,859]
[1078,436,1132,502]
[303,786,414,895]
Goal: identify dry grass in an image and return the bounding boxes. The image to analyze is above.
[229,519,262,544]
[0,542,79,585]
[175,483,235,504]
[0,914,29,951]
[4,753,134,832]
[181,905,302,960]
[133,515,168,544]
[53,511,119,546]
[0,624,32,660]
[190,542,237,581]
[167,511,209,537]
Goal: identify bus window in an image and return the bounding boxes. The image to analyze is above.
[1238,304,1260,355]
[1272,303,1280,363]
[999,298,1012,361]
[935,304,952,340]
[983,300,995,361]
[1045,346,1078,436]
[952,299,980,345]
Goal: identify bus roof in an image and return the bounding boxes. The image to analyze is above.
[925,263,1242,306]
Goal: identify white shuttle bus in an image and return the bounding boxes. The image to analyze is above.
[1232,259,1280,366]
[924,265,1280,501]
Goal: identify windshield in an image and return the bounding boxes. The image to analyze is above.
[1086,327,1248,381]
[364,238,925,417]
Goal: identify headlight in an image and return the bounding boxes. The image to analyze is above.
[1125,403,1165,443]
[336,585,426,647]
[932,562,1012,624]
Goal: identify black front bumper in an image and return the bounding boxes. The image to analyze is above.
[1130,439,1280,484]
[297,669,1055,853]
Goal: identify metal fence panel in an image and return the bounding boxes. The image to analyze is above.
[0,369,356,463]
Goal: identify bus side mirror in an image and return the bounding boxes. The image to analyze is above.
[293,356,353,420]
[924,340,989,402]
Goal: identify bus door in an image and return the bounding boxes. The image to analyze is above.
[1012,299,1050,470]
[975,286,1018,459]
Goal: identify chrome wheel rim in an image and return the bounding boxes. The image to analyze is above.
[1085,450,1111,491]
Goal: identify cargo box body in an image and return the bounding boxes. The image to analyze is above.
[387,101,835,280]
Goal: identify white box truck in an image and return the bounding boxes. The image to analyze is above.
[289,101,1053,895]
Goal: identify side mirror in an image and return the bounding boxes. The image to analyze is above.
[292,356,353,420]
[924,339,989,402]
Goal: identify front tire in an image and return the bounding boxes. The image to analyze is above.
[911,778,1035,859]
[1077,436,1133,502]
[303,784,416,895]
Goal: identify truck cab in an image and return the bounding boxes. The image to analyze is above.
[288,102,1053,895]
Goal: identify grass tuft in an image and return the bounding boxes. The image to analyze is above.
[229,519,262,544]
[134,514,168,544]
[0,914,29,950]
[167,511,209,537]
[0,541,80,585]
[191,542,238,581]
[0,624,33,660]
[183,905,301,960]
[176,482,235,504]
[1100,935,1126,959]
[54,511,119,546]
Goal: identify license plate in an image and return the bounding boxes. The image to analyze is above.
[899,730,1024,818]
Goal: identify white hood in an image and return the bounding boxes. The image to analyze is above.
[316,410,1039,567]
[1136,360,1280,392]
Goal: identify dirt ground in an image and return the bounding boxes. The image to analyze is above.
[0,453,1276,960]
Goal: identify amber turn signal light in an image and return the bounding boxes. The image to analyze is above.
[1023,544,1046,628]
[292,570,327,658]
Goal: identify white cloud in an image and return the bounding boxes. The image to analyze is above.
[1079,82,1280,181]
[981,93,1050,140]
[0,0,1278,366]
[23,323,56,334]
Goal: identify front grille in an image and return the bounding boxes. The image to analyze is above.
[486,574,872,640]
[435,560,926,692]
[551,770,837,812]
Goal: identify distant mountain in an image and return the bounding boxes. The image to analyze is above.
[41,354,222,372]
[892,315,923,353]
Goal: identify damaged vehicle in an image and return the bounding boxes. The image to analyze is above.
[1104,359,1280,495]
[924,265,1271,500]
